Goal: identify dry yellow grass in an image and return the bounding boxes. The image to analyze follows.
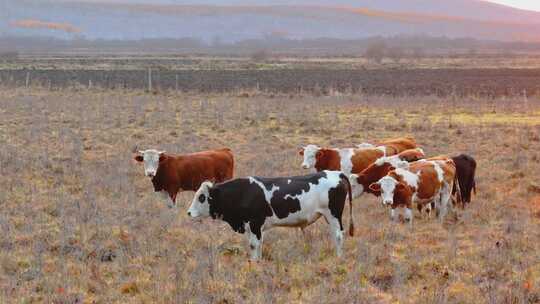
[0,88,539,303]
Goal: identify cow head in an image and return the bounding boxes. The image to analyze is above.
[134,149,166,178]
[300,144,321,170]
[187,181,214,218]
[370,176,405,206]
[398,148,425,162]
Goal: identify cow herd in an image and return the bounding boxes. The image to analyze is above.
[134,137,477,260]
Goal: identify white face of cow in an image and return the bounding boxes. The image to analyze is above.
[374,176,398,206]
[187,181,213,218]
[135,149,165,178]
[300,144,320,169]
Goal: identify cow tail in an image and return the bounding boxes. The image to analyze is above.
[230,151,235,179]
[452,173,463,208]
[340,173,354,237]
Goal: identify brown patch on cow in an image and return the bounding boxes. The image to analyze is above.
[377,137,417,155]
[357,162,394,195]
[398,148,425,162]
[391,182,413,209]
[435,159,457,186]
[314,149,341,171]
[414,168,441,201]
[427,155,450,161]
[350,148,385,173]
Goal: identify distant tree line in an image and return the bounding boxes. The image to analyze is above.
[1,34,539,57]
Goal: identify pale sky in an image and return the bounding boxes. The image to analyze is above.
[50,0,540,12]
[486,0,540,11]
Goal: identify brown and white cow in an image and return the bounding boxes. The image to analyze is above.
[368,158,456,224]
[299,137,417,176]
[423,155,475,209]
[349,148,425,198]
[376,137,417,156]
[299,145,386,176]
[134,148,234,208]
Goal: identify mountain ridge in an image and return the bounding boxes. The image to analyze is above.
[3,0,540,41]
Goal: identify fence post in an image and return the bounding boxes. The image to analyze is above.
[148,68,152,93]
[175,74,179,92]
[25,71,30,88]
[523,89,528,110]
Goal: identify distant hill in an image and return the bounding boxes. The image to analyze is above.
[3,0,540,42]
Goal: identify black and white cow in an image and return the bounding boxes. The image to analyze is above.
[187,171,354,260]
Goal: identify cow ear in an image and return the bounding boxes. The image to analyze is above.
[369,183,381,192]
[396,183,406,191]
[315,150,323,159]
[134,155,143,162]
[298,148,304,156]
[159,154,166,162]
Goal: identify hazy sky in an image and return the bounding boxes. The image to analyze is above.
[486,0,540,11]
[57,0,540,12]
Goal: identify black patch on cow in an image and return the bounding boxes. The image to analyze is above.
[328,175,347,231]
[208,178,272,236]
[254,172,327,219]
[452,154,477,204]
[206,172,331,237]
[249,220,265,240]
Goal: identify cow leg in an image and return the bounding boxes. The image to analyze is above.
[438,184,451,222]
[416,203,425,219]
[417,203,423,215]
[247,231,261,261]
[390,207,397,222]
[424,202,433,219]
[432,193,442,219]
[246,222,263,261]
[299,226,309,239]
[169,192,178,210]
[157,191,176,209]
[404,207,413,226]
[322,212,343,257]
